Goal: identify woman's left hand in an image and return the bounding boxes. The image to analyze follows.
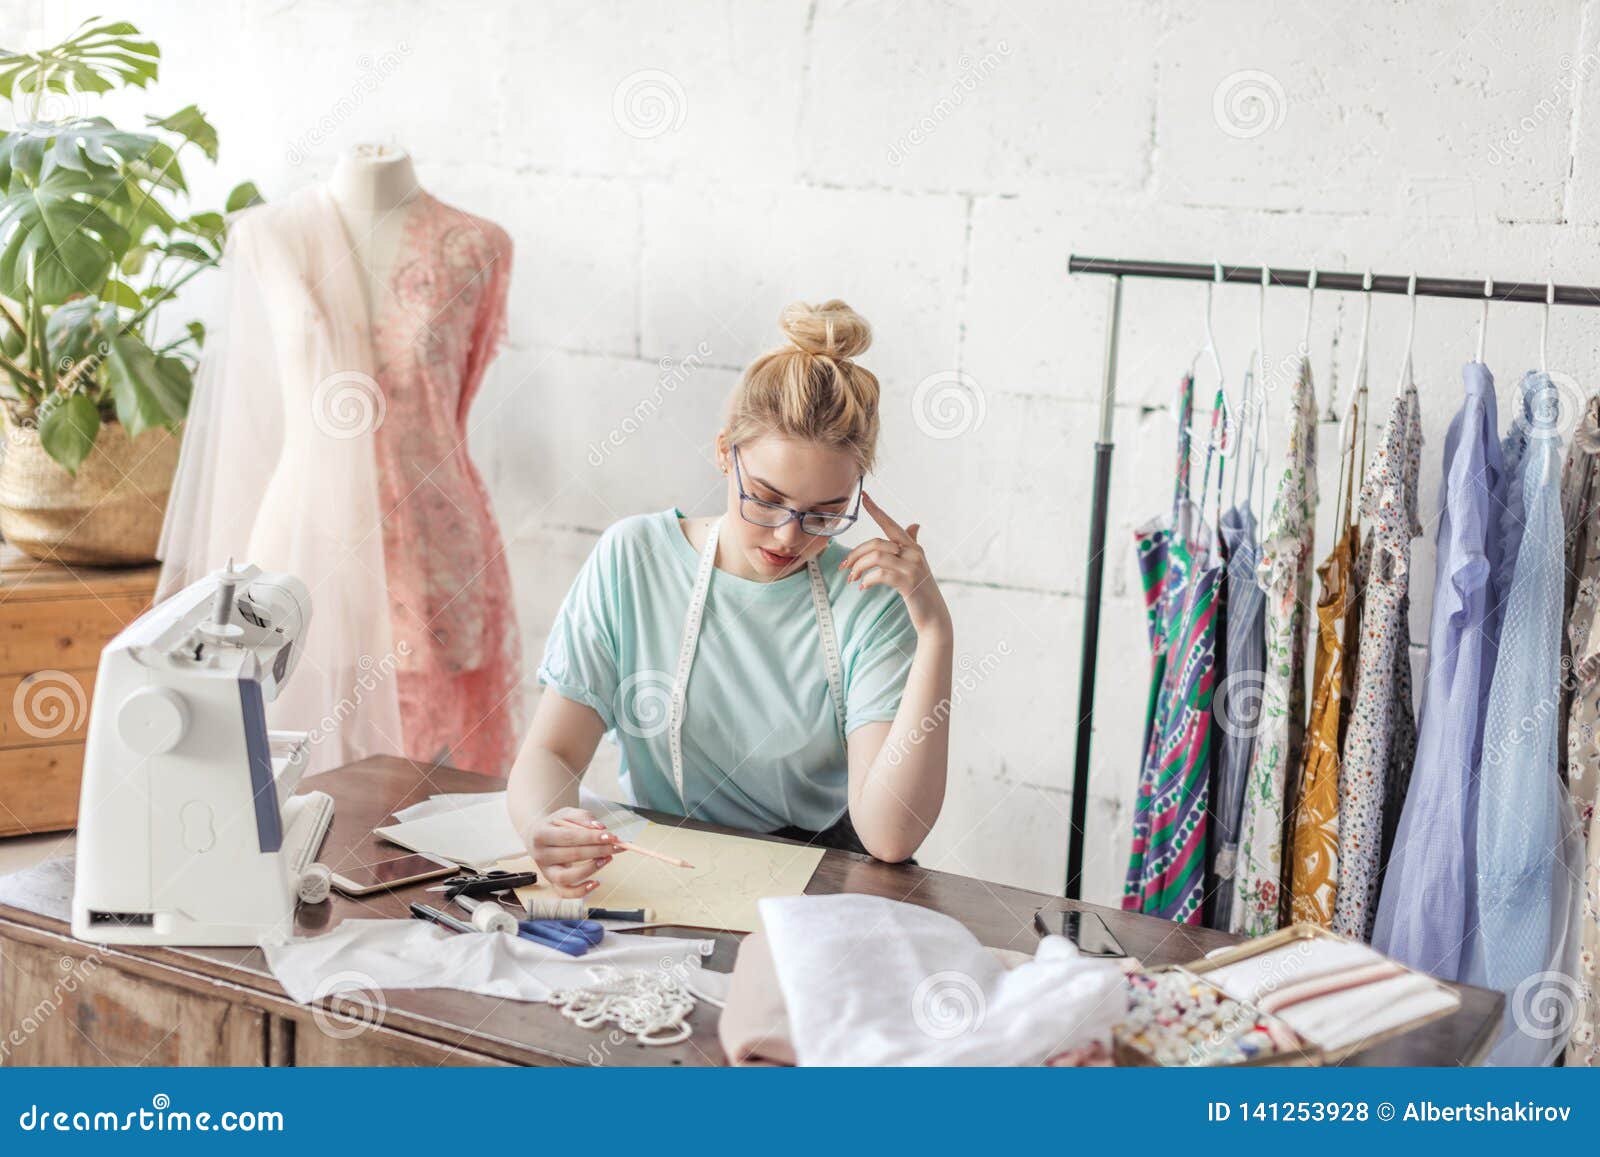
[839,492,951,637]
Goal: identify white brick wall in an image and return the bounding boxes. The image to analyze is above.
[15,0,1600,902]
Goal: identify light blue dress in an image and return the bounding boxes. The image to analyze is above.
[538,510,917,832]
[1373,362,1507,980]
[1463,372,1585,1064]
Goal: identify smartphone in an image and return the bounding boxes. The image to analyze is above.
[1033,908,1127,957]
[330,852,458,896]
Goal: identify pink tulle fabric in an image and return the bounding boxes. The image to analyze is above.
[371,193,523,775]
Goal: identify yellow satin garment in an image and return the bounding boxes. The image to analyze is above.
[1288,522,1362,926]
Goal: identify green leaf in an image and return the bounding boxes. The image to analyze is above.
[151,354,192,420]
[103,278,141,308]
[185,320,205,348]
[155,239,211,264]
[225,181,263,213]
[44,117,160,174]
[146,104,216,161]
[103,330,187,433]
[37,391,99,474]
[176,211,224,242]
[44,295,114,383]
[0,160,130,303]
[0,19,160,110]
[118,244,150,277]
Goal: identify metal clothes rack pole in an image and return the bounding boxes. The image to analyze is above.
[1061,252,1600,901]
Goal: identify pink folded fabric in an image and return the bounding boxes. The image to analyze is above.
[718,931,796,1067]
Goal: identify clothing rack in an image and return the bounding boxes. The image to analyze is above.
[1062,253,1600,901]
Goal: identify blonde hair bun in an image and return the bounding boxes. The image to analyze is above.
[725,298,882,472]
[779,299,872,360]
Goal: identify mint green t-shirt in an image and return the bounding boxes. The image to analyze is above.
[537,509,917,833]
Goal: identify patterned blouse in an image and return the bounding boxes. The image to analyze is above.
[1561,396,1600,1066]
[1331,384,1422,941]
[1231,357,1318,938]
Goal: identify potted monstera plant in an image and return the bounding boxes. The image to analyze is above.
[0,18,258,564]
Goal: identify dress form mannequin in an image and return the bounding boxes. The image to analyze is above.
[328,144,421,312]
[163,153,523,776]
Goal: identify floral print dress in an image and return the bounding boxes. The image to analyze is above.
[1562,397,1600,1065]
[1331,384,1422,941]
[1231,358,1318,937]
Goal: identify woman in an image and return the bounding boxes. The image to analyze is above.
[508,300,954,897]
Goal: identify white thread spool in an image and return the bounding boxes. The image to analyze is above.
[470,902,519,935]
[297,863,332,904]
[522,897,585,921]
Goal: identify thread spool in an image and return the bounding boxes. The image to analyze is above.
[522,897,586,920]
[470,903,519,935]
[297,863,332,904]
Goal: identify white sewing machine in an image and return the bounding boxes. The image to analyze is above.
[71,561,334,947]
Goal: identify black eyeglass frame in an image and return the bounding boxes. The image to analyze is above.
[730,445,864,538]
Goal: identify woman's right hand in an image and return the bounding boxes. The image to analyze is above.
[529,806,624,897]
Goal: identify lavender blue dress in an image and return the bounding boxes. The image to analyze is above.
[1372,361,1507,980]
[1463,372,1585,1064]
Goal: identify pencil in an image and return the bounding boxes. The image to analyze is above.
[557,818,695,869]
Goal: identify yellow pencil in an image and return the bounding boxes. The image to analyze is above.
[557,818,695,869]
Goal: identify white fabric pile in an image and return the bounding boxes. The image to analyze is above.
[264,918,715,1005]
[758,893,1126,1065]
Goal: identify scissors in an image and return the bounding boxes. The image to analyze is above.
[425,869,539,902]
[454,895,605,957]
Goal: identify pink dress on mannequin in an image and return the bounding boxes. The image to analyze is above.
[372,193,522,774]
[158,186,522,776]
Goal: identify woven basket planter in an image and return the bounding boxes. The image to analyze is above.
[0,417,180,565]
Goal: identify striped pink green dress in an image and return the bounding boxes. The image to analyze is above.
[1124,374,1223,924]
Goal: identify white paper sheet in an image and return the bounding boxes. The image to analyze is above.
[373,796,524,868]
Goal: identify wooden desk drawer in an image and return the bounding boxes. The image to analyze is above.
[0,743,85,836]
[0,594,151,675]
[0,935,266,1066]
[0,668,95,748]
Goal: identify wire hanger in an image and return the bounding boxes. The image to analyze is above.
[1229,270,1262,512]
[1182,262,1232,449]
[1476,276,1493,364]
[1335,270,1373,534]
[1302,264,1317,357]
[1396,272,1417,395]
[1540,277,1554,374]
[1338,270,1373,446]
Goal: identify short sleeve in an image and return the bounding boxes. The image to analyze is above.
[536,532,620,730]
[842,592,918,733]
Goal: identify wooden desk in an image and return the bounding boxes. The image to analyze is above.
[0,545,160,837]
[0,756,1504,1067]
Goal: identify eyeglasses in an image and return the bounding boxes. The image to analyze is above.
[731,445,863,538]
